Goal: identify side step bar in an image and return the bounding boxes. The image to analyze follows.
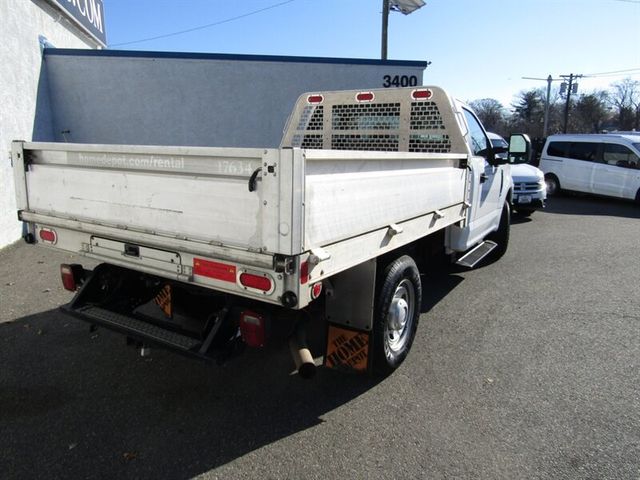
[456,240,497,268]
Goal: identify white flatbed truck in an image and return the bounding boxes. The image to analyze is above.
[12,86,527,376]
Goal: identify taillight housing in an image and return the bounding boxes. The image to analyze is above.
[239,310,267,347]
[239,271,274,294]
[39,228,57,244]
[60,264,84,292]
[311,282,323,300]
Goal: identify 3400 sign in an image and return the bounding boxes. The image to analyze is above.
[383,75,418,88]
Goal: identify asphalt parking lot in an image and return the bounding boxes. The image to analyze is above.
[1,195,639,479]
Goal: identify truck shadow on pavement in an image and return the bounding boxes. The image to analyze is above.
[0,309,382,479]
[543,194,640,219]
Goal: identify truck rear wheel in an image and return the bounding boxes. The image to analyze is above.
[372,255,421,375]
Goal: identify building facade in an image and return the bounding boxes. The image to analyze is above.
[0,0,103,248]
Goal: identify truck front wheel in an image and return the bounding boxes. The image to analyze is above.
[487,200,510,261]
[373,255,422,375]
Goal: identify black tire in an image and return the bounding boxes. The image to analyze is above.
[515,209,534,217]
[635,188,640,205]
[372,255,422,376]
[545,174,561,196]
[487,201,510,260]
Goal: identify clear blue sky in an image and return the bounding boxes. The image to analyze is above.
[103,0,640,107]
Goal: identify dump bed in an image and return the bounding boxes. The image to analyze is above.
[13,87,471,306]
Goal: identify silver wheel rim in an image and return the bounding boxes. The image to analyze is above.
[384,278,415,361]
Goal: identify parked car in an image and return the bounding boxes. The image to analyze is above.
[488,132,546,216]
[539,134,640,202]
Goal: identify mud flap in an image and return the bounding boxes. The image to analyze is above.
[324,324,372,373]
[323,259,376,374]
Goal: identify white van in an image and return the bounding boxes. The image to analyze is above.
[539,134,640,202]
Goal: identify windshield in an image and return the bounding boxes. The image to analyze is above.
[490,138,508,149]
[633,142,640,152]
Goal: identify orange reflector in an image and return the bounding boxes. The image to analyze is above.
[307,94,324,104]
[412,89,433,100]
[239,272,273,292]
[356,91,375,102]
[39,228,57,244]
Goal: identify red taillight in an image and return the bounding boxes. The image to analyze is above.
[239,311,266,347]
[239,272,273,292]
[300,261,309,285]
[412,88,433,100]
[60,264,77,291]
[356,91,375,102]
[39,228,57,244]
[307,94,324,104]
[311,282,323,300]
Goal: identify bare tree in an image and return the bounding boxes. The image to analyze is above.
[608,78,639,130]
[469,98,507,135]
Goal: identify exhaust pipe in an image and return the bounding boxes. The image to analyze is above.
[289,320,316,379]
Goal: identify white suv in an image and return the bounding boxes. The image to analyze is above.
[488,132,546,216]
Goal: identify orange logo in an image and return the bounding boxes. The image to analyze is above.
[325,325,370,372]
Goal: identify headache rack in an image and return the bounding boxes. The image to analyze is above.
[281,86,468,155]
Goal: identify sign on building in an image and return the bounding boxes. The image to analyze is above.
[48,0,106,46]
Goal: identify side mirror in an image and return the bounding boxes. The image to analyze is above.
[487,145,509,166]
[508,133,532,164]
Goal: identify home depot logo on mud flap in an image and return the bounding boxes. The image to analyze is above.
[154,284,172,318]
[325,325,370,372]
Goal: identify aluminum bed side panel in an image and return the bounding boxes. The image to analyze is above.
[303,152,467,249]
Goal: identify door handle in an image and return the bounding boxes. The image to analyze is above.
[480,173,488,183]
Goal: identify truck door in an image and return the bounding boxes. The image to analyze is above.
[462,109,502,226]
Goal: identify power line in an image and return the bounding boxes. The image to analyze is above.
[109,0,298,48]
[611,0,640,4]
[584,67,640,77]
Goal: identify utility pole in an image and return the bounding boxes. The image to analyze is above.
[381,0,389,60]
[522,75,558,137]
[561,73,582,133]
[544,75,552,136]
[381,1,425,60]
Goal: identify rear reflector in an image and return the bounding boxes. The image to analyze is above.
[412,89,433,100]
[239,311,266,347]
[300,261,309,285]
[311,282,323,300]
[39,228,57,244]
[239,272,273,293]
[60,264,78,291]
[356,91,375,102]
[307,94,324,104]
